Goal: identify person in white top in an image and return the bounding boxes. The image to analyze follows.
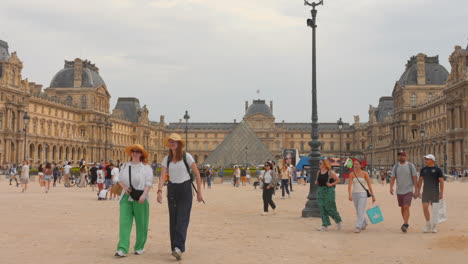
[157,133,203,261]
[114,144,153,257]
[260,161,277,216]
[110,164,120,200]
[20,160,30,193]
[348,159,376,233]
[63,162,72,187]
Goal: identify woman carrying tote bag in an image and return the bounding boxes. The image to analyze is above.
[115,144,153,257]
[348,159,376,233]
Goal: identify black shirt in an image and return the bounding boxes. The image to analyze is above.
[105,166,112,179]
[317,170,335,187]
[420,166,443,194]
[90,167,98,178]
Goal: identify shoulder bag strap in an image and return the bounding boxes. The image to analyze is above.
[129,166,134,190]
[354,172,369,192]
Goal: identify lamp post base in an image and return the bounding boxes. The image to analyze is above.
[302,198,321,218]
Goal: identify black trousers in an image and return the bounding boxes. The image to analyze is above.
[167,180,193,252]
[281,179,290,197]
[263,187,276,212]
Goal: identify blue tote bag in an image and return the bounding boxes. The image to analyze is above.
[366,205,384,224]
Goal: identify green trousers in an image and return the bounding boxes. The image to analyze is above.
[117,194,150,254]
[317,186,342,227]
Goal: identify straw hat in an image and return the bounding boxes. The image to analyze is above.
[124,144,149,160]
[164,133,186,148]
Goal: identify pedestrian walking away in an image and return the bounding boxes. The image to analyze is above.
[416,154,444,233]
[9,164,19,187]
[20,160,30,193]
[43,163,53,193]
[115,144,153,257]
[390,151,418,233]
[157,133,204,261]
[348,159,376,233]
[315,159,342,232]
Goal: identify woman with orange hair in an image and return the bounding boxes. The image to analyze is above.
[315,159,342,232]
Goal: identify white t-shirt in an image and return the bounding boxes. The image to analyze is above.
[111,167,120,182]
[64,165,72,174]
[21,165,29,180]
[263,171,272,184]
[119,162,153,191]
[97,170,105,184]
[162,153,195,184]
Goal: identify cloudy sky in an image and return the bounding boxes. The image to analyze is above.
[1,0,467,124]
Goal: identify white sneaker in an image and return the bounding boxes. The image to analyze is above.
[423,222,432,233]
[135,249,144,255]
[115,250,127,257]
[317,226,328,232]
[354,228,361,233]
[261,212,269,216]
[432,224,438,233]
[172,247,182,261]
[336,222,342,231]
[281,196,285,199]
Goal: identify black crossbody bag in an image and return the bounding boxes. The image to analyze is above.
[129,166,144,201]
[354,172,372,198]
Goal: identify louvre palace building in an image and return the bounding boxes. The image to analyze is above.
[0,39,467,170]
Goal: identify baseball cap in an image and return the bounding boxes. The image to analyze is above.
[397,151,407,156]
[424,154,436,161]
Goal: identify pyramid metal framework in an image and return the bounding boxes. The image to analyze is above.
[202,122,275,167]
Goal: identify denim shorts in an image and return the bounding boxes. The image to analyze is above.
[105,179,112,189]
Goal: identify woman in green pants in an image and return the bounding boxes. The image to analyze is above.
[115,144,154,257]
[315,159,342,232]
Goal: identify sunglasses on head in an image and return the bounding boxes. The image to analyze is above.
[131,150,142,154]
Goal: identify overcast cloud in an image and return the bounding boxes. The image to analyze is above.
[1,0,467,124]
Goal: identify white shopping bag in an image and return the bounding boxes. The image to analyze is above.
[432,200,447,224]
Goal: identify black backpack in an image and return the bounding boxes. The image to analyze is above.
[166,152,194,182]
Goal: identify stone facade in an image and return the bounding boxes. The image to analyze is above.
[1,39,467,170]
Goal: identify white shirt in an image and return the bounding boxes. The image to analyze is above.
[263,171,272,184]
[64,165,71,174]
[97,170,105,184]
[21,165,29,180]
[119,162,153,191]
[162,153,195,184]
[111,167,120,182]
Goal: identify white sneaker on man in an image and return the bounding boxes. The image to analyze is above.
[423,222,432,233]
[115,250,127,257]
[316,226,328,232]
[432,224,438,233]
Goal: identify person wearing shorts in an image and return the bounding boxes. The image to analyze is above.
[390,151,417,233]
[43,162,53,193]
[416,154,444,233]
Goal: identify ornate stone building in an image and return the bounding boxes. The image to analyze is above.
[1,39,466,170]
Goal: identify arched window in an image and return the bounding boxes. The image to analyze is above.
[410,94,417,106]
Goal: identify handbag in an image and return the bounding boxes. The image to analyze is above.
[366,205,384,224]
[354,172,372,198]
[128,166,144,201]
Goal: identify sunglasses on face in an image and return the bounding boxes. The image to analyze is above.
[131,150,142,154]
[265,164,271,167]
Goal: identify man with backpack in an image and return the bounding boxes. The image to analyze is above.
[390,151,418,233]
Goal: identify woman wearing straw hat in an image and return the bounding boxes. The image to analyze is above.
[157,133,203,261]
[114,144,153,257]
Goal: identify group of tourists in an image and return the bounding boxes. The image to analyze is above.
[311,151,445,234]
[112,133,203,261]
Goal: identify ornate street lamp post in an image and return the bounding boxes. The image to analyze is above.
[302,0,324,218]
[368,144,373,176]
[183,110,190,152]
[23,112,30,162]
[337,117,343,183]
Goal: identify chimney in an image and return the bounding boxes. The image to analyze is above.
[270,101,273,113]
[416,53,426,85]
[73,58,83,88]
[245,101,248,113]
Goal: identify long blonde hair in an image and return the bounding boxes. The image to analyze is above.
[321,159,332,170]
